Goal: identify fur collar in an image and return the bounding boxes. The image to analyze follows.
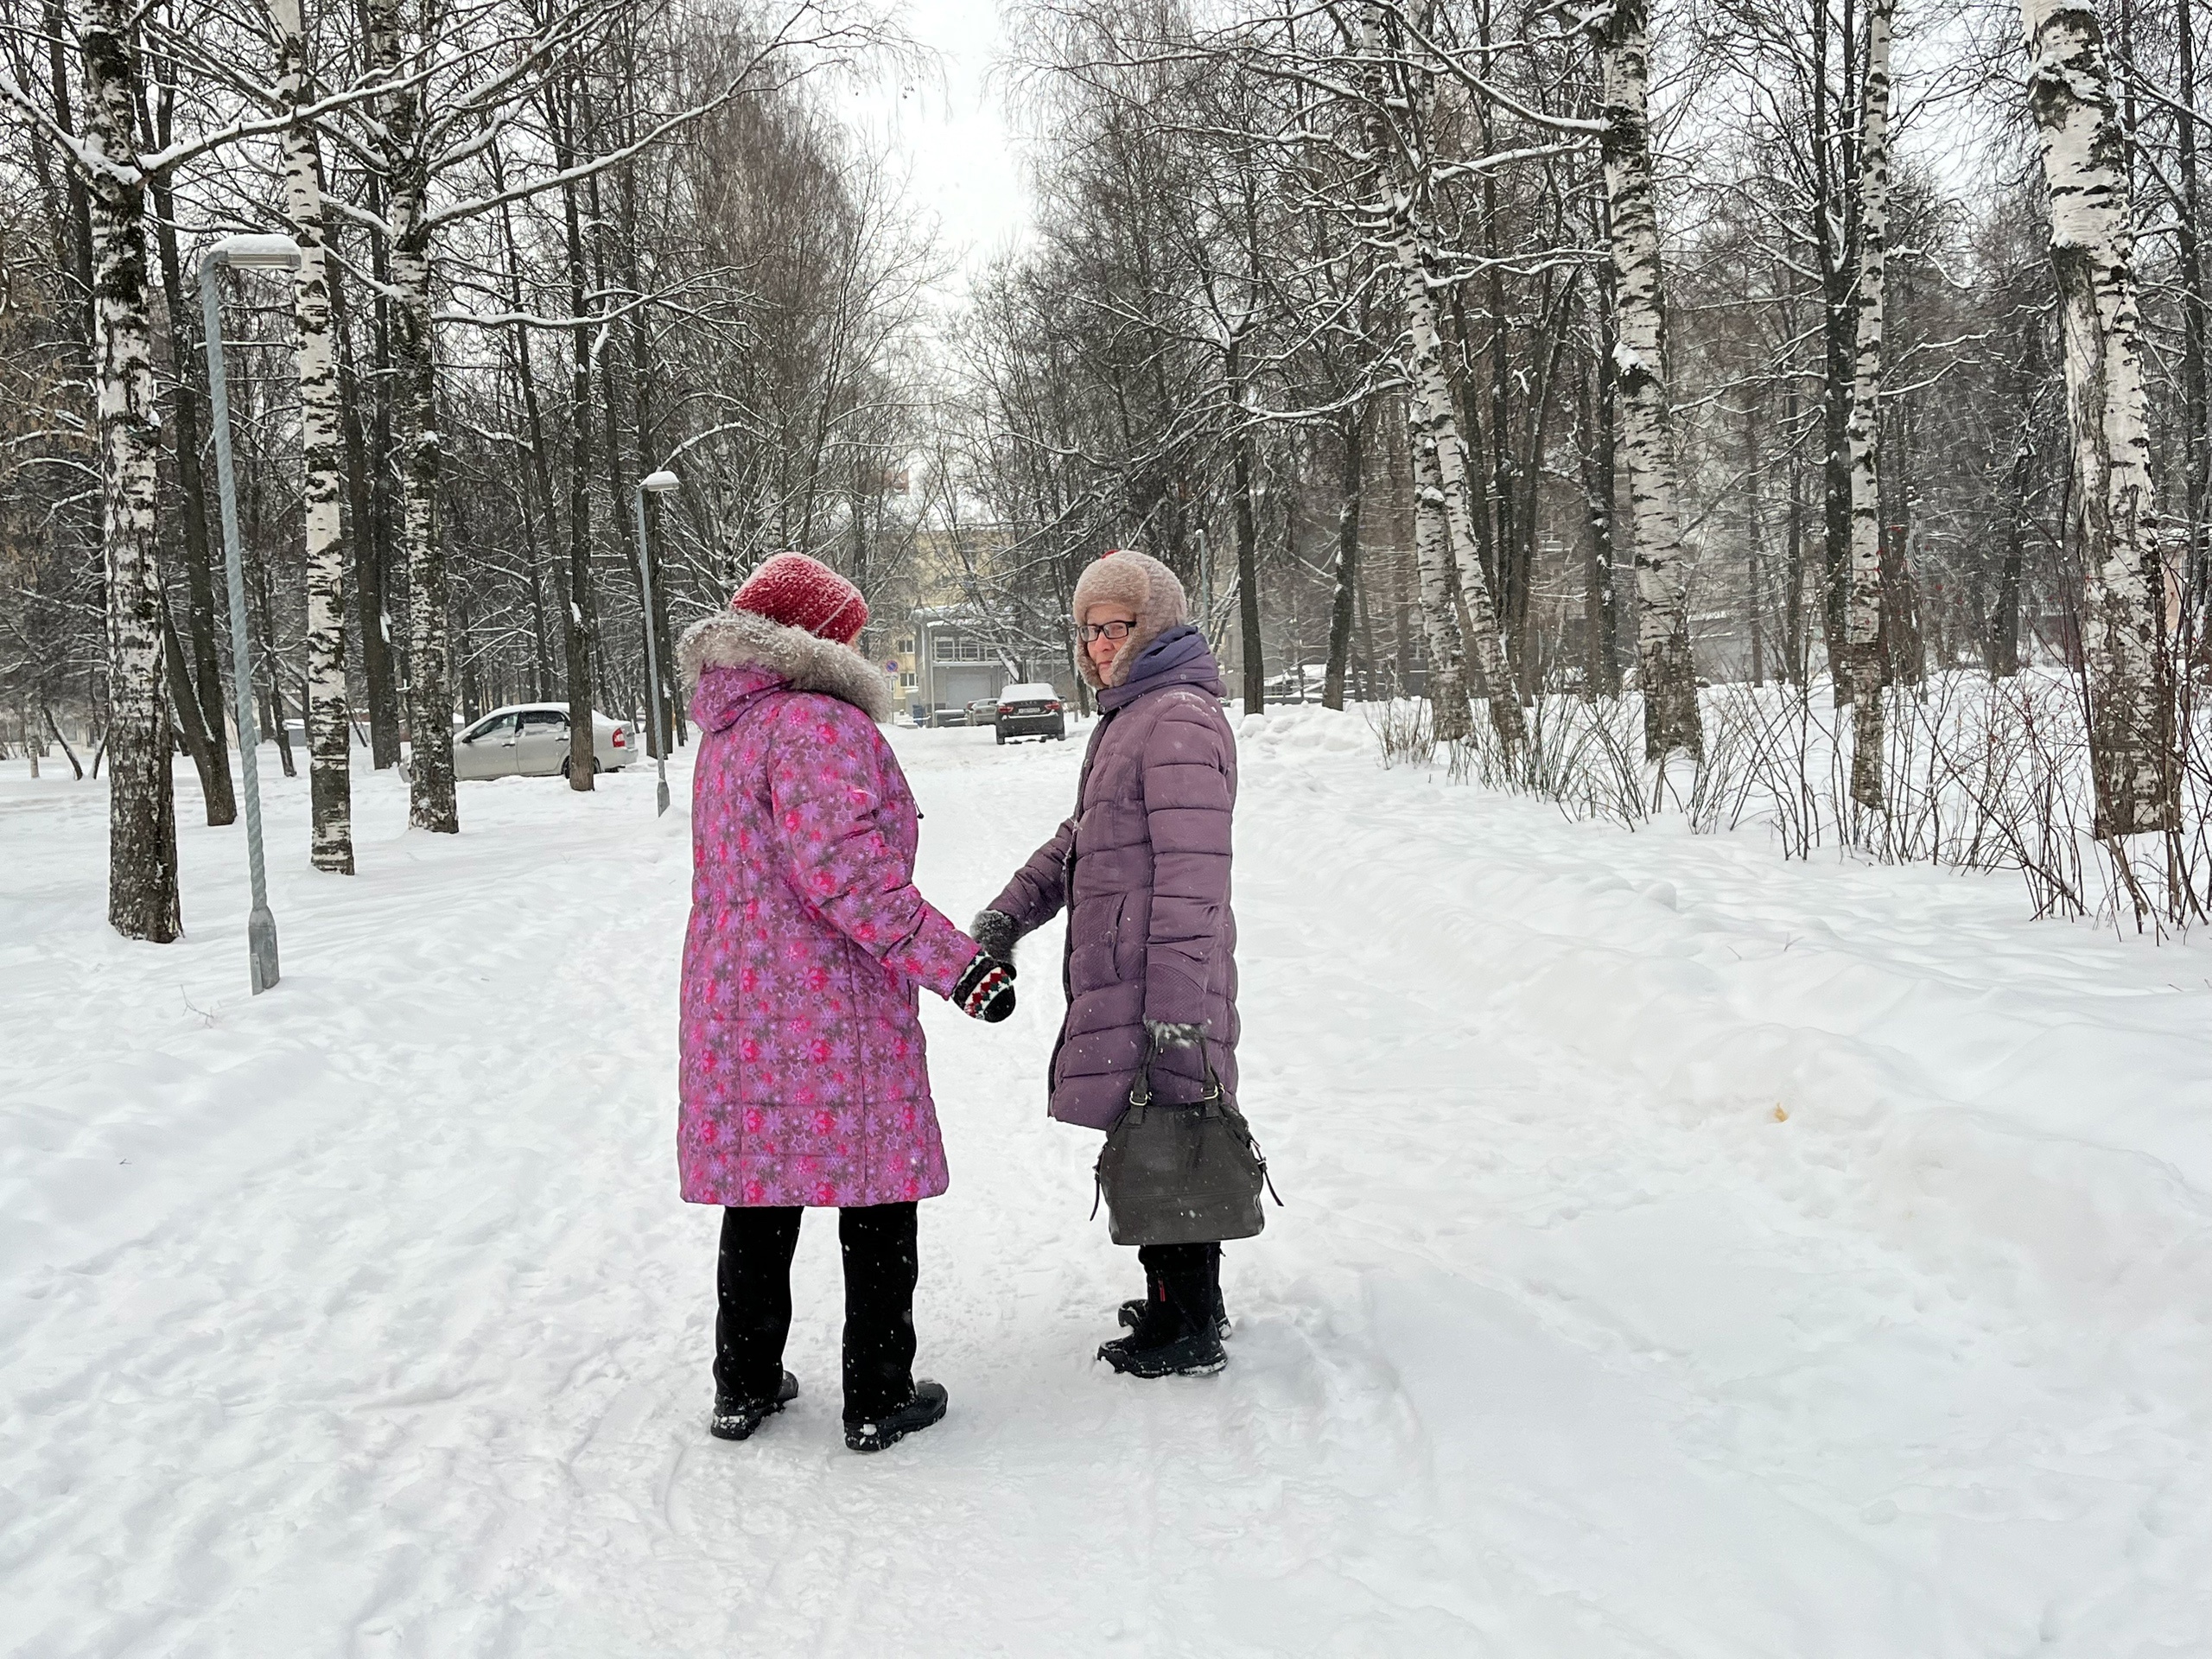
[677,609,892,721]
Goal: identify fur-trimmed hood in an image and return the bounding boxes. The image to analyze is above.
[1071,549,1191,690]
[677,608,891,722]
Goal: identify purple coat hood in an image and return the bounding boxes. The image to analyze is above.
[989,628,1237,1129]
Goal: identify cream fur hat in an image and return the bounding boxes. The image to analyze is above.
[1071,548,1190,689]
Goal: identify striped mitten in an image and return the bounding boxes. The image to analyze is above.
[954,952,1017,1022]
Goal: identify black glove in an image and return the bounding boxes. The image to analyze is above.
[969,908,1020,963]
[954,951,1017,1022]
[1144,1020,1205,1051]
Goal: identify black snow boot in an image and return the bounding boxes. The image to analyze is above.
[1119,1243,1229,1338]
[711,1370,798,1441]
[844,1379,949,1453]
[1098,1245,1225,1378]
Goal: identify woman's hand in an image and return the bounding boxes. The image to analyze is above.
[969,908,1020,963]
[954,951,1017,1022]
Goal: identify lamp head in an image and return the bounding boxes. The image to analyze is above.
[640,470,680,494]
[205,233,303,275]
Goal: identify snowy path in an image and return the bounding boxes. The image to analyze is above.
[3,711,2208,1656]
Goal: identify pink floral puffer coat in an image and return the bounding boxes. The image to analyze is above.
[676,609,979,1208]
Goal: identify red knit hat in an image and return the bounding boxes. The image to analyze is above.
[729,552,868,646]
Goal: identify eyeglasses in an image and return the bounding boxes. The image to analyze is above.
[1077,620,1135,643]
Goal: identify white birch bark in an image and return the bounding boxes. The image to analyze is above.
[1356,0,1520,748]
[2021,0,2177,835]
[1407,415,1474,740]
[1397,230,1526,747]
[1843,0,1892,810]
[366,0,457,833]
[273,0,353,871]
[1589,0,1704,764]
[77,0,181,939]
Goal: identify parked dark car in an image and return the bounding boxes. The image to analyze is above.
[995,682,1066,744]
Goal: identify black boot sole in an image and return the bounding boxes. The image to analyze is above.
[1097,1332,1227,1378]
[711,1370,799,1441]
[845,1380,949,1453]
[1119,1298,1232,1340]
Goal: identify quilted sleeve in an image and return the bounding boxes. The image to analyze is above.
[766,697,976,997]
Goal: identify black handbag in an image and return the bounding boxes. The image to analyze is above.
[1093,1036,1279,1246]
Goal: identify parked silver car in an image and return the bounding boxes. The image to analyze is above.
[454,703,633,779]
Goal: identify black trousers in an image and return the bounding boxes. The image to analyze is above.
[1136,1241,1222,1335]
[715,1203,918,1423]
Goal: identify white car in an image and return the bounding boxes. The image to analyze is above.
[453,703,633,780]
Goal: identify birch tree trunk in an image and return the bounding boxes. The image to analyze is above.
[1396,230,1524,747]
[145,152,236,824]
[327,257,402,768]
[77,0,181,940]
[1580,258,1623,698]
[1843,0,1891,810]
[1323,404,1363,711]
[274,0,353,872]
[620,170,683,747]
[2021,0,2177,835]
[367,0,457,831]
[1406,418,1473,738]
[556,74,598,791]
[1351,0,1515,746]
[1745,402,1765,687]
[1590,0,1703,764]
[1815,7,1857,698]
[2183,0,2211,625]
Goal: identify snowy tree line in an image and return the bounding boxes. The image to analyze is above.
[935,0,2209,925]
[1,0,2209,938]
[0,0,935,933]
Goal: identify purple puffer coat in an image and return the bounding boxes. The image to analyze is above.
[677,609,979,1208]
[989,626,1237,1129]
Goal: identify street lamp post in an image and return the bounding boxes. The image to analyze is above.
[633,468,680,816]
[200,232,302,994]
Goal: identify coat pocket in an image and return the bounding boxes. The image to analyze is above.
[1109,889,1148,979]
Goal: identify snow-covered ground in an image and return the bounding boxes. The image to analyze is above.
[3,709,2208,1656]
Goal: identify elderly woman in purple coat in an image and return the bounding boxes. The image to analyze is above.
[973,548,1241,1379]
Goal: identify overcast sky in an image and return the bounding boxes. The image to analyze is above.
[842,0,1035,296]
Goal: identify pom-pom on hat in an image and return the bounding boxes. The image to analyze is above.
[728,551,869,647]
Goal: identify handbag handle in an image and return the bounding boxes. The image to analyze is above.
[1128,1029,1223,1109]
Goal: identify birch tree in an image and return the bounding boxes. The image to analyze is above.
[272,0,353,871]
[343,0,880,830]
[1589,0,1701,764]
[2021,0,2177,835]
[1405,418,1474,734]
[1842,0,1891,811]
[2,0,181,938]
[1356,0,1522,747]
[360,0,453,830]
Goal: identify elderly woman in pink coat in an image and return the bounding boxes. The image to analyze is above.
[676,553,1014,1453]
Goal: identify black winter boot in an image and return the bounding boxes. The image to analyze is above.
[711,1370,799,1440]
[1099,1244,1225,1378]
[845,1380,949,1452]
